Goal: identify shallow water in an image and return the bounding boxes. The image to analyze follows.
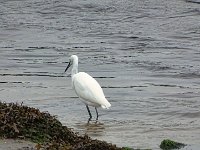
[0,0,200,149]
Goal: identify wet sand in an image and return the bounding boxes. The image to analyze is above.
[0,139,36,150]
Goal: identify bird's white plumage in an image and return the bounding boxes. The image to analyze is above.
[65,55,111,111]
[72,72,111,108]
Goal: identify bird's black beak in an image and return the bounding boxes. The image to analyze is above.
[64,61,71,72]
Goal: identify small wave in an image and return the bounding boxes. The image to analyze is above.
[94,76,115,78]
[0,73,64,77]
[178,72,200,79]
[186,0,200,4]
[180,111,200,118]
[0,73,115,79]
[102,85,147,88]
[82,3,116,13]
[134,60,172,71]
[0,81,30,84]
[149,83,190,89]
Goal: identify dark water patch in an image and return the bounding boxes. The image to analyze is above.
[24,71,49,74]
[94,76,115,79]
[72,46,91,49]
[6,52,61,59]
[106,119,139,125]
[169,35,193,40]
[75,121,106,137]
[180,111,200,118]
[8,58,43,61]
[64,96,78,99]
[102,85,147,89]
[149,65,172,71]
[134,60,172,71]
[26,85,48,88]
[168,12,200,19]
[113,35,139,39]
[45,61,58,64]
[177,72,200,79]
[0,46,13,49]
[0,73,114,79]
[137,37,156,42]
[37,1,117,16]
[151,73,200,81]
[186,0,200,4]
[182,8,200,16]
[0,73,65,78]
[80,4,117,14]
[0,81,30,84]
[163,92,200,99]
[15,48,35,52]
[149,83,190,89]
[28,46,56,49]
[123,55,135,58]
[146,46,190,50]
[37,2,82,15]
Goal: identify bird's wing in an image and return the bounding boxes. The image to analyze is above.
[72,72,107,106]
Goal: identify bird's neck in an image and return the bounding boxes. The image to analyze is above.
[71,64,78,77]
[71,57,78,77]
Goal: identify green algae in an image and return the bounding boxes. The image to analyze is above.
[160,139,186,150]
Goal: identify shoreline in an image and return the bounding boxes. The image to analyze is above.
[0,102,189,150]
[0,102,124,150]
[0,139,36,150]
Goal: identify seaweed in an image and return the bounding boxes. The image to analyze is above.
[160,139,186,150]
[0,102,123,150]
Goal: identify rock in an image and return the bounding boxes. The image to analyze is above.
[160,139,186,150]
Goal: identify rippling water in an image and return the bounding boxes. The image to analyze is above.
[1,0,200,149]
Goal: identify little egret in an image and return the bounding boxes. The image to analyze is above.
[64,55,111,120]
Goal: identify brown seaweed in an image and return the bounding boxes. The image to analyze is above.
[0,102,125,150]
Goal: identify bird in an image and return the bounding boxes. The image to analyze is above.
[64,55,111,121]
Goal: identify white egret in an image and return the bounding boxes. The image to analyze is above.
[65,55,111,120]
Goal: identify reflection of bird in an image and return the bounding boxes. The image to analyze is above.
[76,121,105,135]
[65,55,111,121]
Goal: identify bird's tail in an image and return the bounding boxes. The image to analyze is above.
[101,100,111,109]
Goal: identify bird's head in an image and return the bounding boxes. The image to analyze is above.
[65,55,78,72]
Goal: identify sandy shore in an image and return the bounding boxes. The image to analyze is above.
[0,139,36,150]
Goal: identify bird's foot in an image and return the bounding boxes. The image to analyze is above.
[87,117,92,123]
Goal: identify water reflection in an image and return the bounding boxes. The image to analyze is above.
[75,120,105,137]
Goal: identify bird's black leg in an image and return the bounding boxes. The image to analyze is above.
[95,107,99,120]
[86,105,92,119]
